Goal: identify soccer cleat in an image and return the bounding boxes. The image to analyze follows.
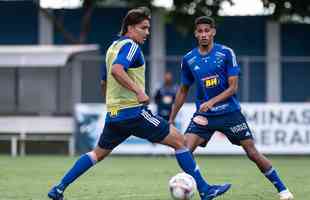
[48,186,64,200]
[279,189,294,200]
[199,183,231,200]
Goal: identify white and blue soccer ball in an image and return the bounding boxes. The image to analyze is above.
[169,172,197,200]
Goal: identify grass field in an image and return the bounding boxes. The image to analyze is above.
[0,155,309,200]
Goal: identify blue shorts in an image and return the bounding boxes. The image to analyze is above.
[98,107,170,149]
[185,110,253,146]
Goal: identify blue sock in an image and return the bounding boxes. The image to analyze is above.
[264,167,287,192]
[57,153,97,191]
[175,148,209,191]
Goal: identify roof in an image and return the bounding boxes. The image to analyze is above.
[0,45,99,67]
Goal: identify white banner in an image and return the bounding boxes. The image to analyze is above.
[75,103,310,155]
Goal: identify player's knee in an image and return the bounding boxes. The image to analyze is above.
[174,134,186,149]
[92,147,111,161]
[184,142,195,153]
[170,131,186,149]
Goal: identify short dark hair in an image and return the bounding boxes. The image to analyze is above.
[195,16,216,28]
[120,7,151,36]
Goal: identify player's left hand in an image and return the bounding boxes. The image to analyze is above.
[199,101,214,112]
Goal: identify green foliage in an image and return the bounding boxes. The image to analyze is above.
[262,0,310,22]
[39,0,310,43]
[96,0,233,34]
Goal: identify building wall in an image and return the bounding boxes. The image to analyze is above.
[0,2,37,44]
[0,3,309,107]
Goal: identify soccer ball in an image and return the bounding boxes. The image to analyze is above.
[169,172,196,200]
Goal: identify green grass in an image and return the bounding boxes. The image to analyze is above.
[0,155,309,200]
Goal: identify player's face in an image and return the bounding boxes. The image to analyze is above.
[131,19,150,44]
[195,24,216,47]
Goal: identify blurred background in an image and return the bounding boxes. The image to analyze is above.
[0,0,309,156]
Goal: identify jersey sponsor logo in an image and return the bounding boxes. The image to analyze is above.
[210,103,229,112]
[203,75,220,88]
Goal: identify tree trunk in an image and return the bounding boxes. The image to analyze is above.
[79,0,94,43]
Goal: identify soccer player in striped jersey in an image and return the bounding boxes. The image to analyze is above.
[48,7,231,200]
[169,16,294,200]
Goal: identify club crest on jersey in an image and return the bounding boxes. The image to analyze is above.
[203,75,220,88]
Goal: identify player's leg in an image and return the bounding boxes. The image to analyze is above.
[185,133,206,152]
[138,109,211,192]
[160,126,211,194]
[240,139,293,200]
[48,122,129,200]
[183,115,231,200]
[134,109,210,192]
[223,111,293,199]
[161,125,231,200]
[48,147,111,200]
[134,108,231,200]
[184,114,215,152]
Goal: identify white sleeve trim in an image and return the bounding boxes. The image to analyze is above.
[223,46,238,67]
[126,42,138,61]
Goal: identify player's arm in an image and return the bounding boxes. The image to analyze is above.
[111,42,149,104]
[111,64,149,104]
[169,85,190,124]
[199,76,238,112]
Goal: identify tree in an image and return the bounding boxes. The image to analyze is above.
[35,0,100,44]
[120,0,234,34]
[262,0,310,22]
[36,0,233,43]
[37,0,310,44]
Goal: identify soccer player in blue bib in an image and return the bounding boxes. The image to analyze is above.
[169,16,293,200]
[48,8,231,200]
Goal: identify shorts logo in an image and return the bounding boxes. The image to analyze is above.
[245,131,251,136]
[230,123,248,134]
[193,115,208,126]
[141,110,160,126]
[203,75,220,88]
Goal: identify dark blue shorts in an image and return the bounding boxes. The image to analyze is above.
[185,110,253,146]
[98,108,170,149]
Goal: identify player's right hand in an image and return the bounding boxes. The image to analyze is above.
[136,91,150,105]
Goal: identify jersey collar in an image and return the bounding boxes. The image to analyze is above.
[196,43,217,57]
